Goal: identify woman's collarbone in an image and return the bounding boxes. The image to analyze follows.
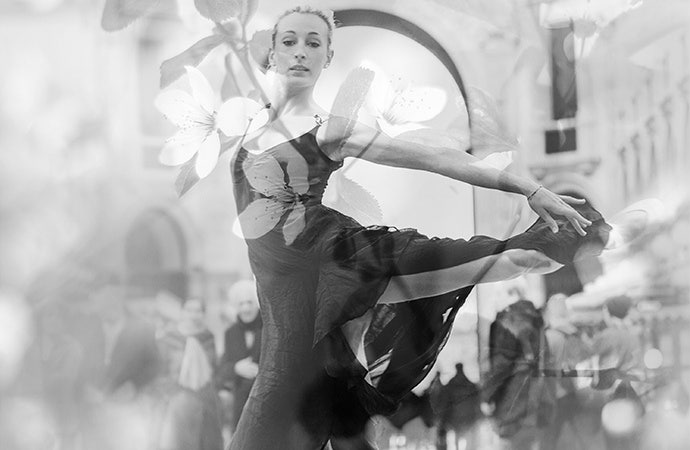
[243,115,325,153]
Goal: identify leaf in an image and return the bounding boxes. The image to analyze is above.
[325,67,376,152]
[175,155,200,197]
[466,87,519,152]
[331,174,383,225]
[240,0,260,25]
[101,0,160,31]
[221,54,242,100]
[160,35,226,88]
[194,0,242,23]
[248,29,273,71]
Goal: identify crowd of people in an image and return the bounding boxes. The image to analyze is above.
[4,279,263,450]
[3,271,655,450]
[429,288,646,450]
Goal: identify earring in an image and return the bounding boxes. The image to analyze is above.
[324,62,330,68]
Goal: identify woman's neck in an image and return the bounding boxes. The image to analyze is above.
[271,84,319,117]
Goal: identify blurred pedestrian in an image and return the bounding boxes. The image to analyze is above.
[430,363,481,450]
[592,295,644,450]
[541,293,593,449]
[219,280,262,432]
[158,298,223,450]
[482,287,551,450]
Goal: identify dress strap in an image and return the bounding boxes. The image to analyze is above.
[355,130,382,159]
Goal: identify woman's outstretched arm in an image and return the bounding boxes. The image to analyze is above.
[318,118,592,235]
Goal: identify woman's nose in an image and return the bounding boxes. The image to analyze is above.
[293,44,306,59]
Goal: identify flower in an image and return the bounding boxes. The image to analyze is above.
[364,63,447,137]
[235,151,310,245]
[155,66,269,178]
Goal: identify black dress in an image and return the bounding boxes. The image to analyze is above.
[228,122,610,449]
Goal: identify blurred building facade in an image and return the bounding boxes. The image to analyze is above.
[1,0,688,391]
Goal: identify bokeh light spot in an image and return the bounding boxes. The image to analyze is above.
[602,399,640,436]
[644,348,664,370]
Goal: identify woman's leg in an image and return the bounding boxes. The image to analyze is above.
[378,199,620,305]
[379,248,561,304]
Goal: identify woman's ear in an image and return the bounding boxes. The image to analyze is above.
[325,50,334,67]
[268,49,275,69]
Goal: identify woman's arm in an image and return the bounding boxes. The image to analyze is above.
[319,119,591,235]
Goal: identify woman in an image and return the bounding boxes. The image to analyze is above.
[229,6,610,449]
[158,299,223,450]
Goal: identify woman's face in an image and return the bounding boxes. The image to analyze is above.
[270,13,332,89]
[181,299,205,327]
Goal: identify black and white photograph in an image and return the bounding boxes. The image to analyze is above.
[1,0,689,449]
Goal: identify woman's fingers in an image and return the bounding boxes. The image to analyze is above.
[537,208,559,233]
[530,189,593,234]
[559,195,586,204]
[569,217,588,236]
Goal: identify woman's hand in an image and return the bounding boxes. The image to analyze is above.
[527,187,592,236]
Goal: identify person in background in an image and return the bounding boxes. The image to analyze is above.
[78,284,162,450]
[482,285,551,450]
[219,279,262,432]
[541,293,593,449]
[158,298,223,450]
[430,363,481,450]
[591,295,644,450]
[93,285,160,396]
[16,301,85,449]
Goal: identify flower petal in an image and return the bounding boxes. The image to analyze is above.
[246,108,270,134]
[217,97,267,136]
[155,89,210,129]
[283,202,306,246]
[384,86,447,124]
[285,155,310,194]
[195,132,221,178]
[159,127,208,166]
[242,152,285,197]
[237,198,284,239]
[185,65,216,115]
[376,118,425,138]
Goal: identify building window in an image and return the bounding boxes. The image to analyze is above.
[545,127,577,154]
[550,24,578,120]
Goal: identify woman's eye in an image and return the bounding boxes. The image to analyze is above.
[308,42,321,48]
[282,40,295,46]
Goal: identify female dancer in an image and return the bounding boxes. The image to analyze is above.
[229,6,609,449]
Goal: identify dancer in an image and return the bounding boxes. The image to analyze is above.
[228,6,611,450]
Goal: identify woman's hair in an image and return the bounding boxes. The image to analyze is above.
[271,6,337,50]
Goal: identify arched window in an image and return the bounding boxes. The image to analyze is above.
[319,9,473,240]
[125,209,188,298]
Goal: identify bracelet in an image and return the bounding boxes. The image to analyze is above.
[526,185,543,201]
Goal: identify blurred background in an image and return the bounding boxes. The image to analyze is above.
[1,0,689,449]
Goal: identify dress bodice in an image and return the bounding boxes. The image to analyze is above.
[231,124,344,248]
[232,125,341,209]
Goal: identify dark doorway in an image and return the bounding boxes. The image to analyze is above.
[125,209,188,298]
